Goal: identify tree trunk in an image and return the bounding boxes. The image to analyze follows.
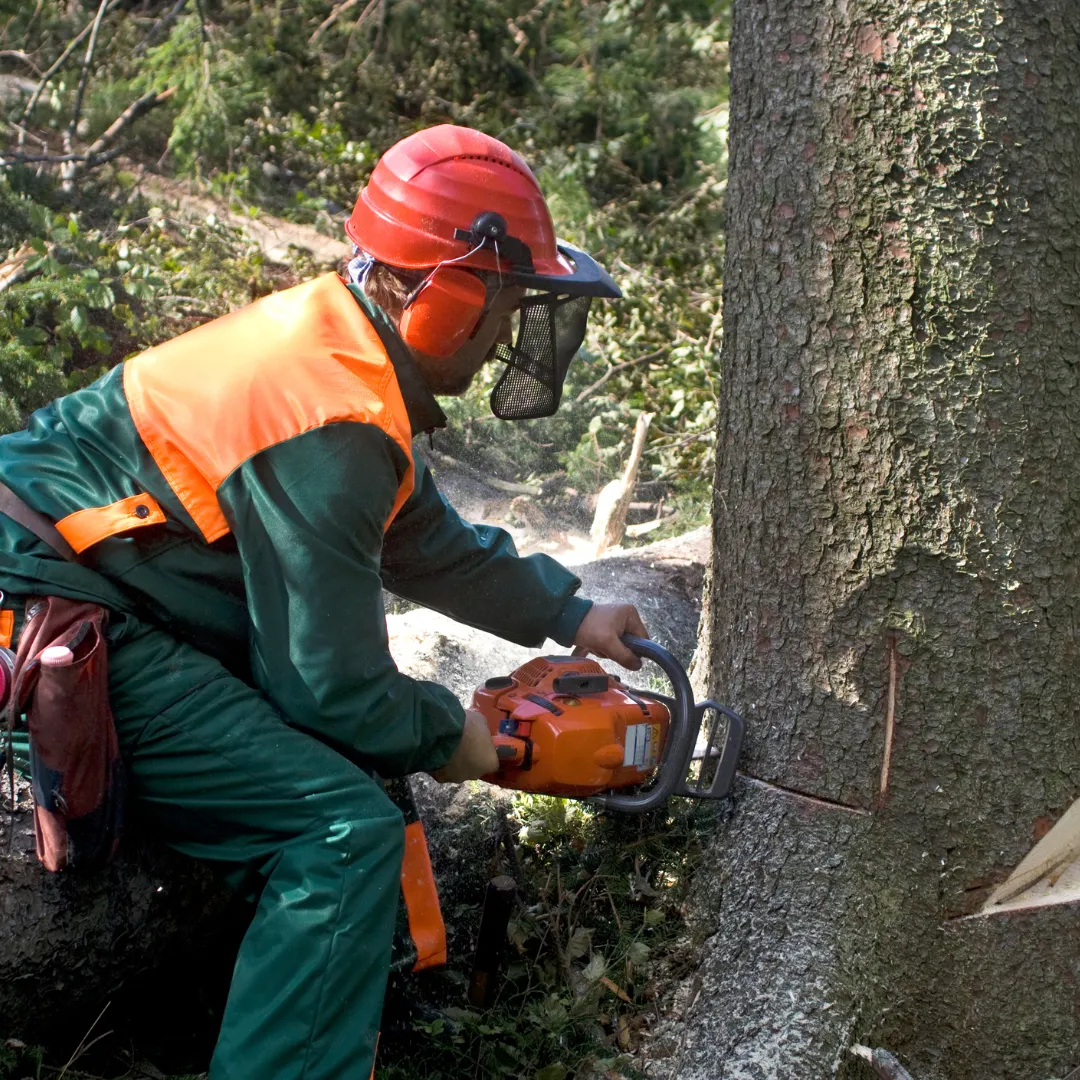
[656,1,1080,1077]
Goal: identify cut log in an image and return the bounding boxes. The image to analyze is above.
[0,773,233,1038]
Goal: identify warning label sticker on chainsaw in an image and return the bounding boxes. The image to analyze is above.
[624,723,662,770]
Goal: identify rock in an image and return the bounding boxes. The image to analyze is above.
[0,75,36,107]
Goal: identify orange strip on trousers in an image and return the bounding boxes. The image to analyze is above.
[400,820,447,971]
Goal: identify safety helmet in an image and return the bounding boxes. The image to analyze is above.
[346,125,621,420]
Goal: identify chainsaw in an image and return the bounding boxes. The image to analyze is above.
[472,635,744,813]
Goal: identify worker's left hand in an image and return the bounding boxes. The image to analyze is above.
[571,602,649,670]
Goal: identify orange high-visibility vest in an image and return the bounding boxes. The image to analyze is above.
[56,274,416,554]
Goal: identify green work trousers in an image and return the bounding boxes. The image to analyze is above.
[107,614,404,1080]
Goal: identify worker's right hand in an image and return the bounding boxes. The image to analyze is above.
[431,709,500,783]
[572,602,650,670]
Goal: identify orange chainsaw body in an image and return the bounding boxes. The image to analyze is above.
[472,655,671,797]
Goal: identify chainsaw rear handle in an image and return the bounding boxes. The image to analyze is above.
[589,634,697,815]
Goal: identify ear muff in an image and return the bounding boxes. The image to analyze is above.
[399,266,487,358]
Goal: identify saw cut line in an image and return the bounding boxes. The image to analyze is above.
[739,772,872,817]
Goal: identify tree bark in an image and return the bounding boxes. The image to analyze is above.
[656,1,1080,1077]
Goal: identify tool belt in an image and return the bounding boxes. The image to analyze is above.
[0,482,125,872]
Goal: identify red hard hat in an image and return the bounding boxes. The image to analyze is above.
[346,125,572,279]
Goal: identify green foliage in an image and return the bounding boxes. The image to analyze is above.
[134,14,261,177]
[0,173,302,434]
[0,1039,43,1079]
[3,0,728,513]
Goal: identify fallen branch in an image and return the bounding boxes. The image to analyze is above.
[1,151,103,165]
[2,119,47,148]
[64,0,112,161]
[310,0,378,44]
[0,50,41,74]
[85,87,177,160]
[574,347,664,405]
[61,88,176,190]
[625,511,677,538]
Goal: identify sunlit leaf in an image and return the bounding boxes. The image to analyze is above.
[583,953,607,982]
[69,305,89,337]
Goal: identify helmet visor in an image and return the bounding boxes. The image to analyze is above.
[489,293,592,421]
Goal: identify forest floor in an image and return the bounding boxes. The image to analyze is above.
[119,161,352,268]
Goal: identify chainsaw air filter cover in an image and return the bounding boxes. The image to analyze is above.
[472,655,671,797]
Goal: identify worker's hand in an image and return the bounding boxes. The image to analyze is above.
[571,602,649,670]
[431,710,500,784]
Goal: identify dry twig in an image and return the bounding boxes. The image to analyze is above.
[60,87,176,190]
[0,50,41,74]
[2,119,46,148]
[64,0,111,160]
[310,0,378,44]
[574,347,664,404]
[138,0,190,53]
[57,1001,113,1079]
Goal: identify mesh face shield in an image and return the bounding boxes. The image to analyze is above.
[489,294,593,421]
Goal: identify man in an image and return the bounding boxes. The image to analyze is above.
[0,124,647,1077]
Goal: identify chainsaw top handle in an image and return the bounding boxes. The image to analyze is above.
[589,634,696,815]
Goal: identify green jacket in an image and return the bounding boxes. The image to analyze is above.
[0,277,591,777]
